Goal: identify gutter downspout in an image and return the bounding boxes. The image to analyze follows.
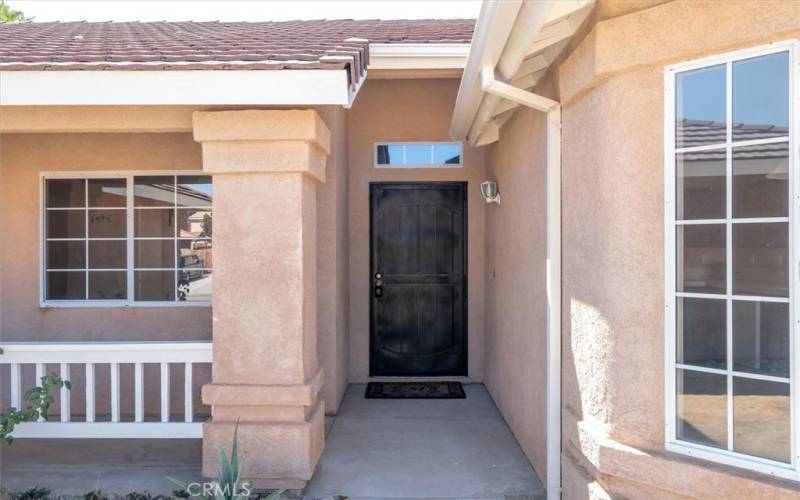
[481,68,562,500]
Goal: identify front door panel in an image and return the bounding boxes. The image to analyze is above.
[370,182,467,376]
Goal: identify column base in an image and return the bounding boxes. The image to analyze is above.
[202,401,325,485]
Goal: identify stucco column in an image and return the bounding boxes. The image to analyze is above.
[193,110,329,489]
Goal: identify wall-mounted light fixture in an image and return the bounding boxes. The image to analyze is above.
[480,180,501,205]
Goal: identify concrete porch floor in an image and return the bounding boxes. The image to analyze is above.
[306,383,544,499]
[0,383,544,500]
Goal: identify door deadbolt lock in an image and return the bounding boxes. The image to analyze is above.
[374,272,384,298]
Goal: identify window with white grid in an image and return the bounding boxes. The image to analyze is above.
[665,41,798,479]
[42,173,212,306]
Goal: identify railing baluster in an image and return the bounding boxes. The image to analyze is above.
[134,362,144,423]
[35,363,44,421]
[85,363,95,423]
[160,363,170,423]
[60,363,70,423]
[184,362,193,423]
[0,342,211,437]
[10,364,21,408]
[110,363,120,423]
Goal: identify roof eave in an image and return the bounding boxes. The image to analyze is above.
[0,69,352,106]
[449,0,595,145]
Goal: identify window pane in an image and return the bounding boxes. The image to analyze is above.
[676,150,726,220]
[733,301,789,378]
[135,239,175,269]
[46,179,85,208]
[178,209,211,238]
[733,222,788,297]
[178,240,211,269]
[88,209,126,238]
[405,144,432,165]
[88,271,126,300]
[46,271,85,300]
[377,144,404,165]
[178,270,212,302]
[676,64,726,148]
[733,377,790,463]
[88,178,126,207]
[135,270,175,301]
[677,369,727,449]
[47,210,85,238]
[733,52,789,142]
[89,240,126,269]
[177,176,212,208]
[47,241,85,269]
[134,176,175,207]
[732,143,788,218]
[135,209,174,237]
[433,144,461,165]
[677,224,726,294]
[677,298,726,369]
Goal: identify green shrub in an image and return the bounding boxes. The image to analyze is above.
[0,373,70,445]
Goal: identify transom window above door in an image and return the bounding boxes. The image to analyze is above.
[665,41,797,479]
[42,173,212,306]
[375,142,462,168]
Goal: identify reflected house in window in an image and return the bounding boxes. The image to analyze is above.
[670,47,793,470]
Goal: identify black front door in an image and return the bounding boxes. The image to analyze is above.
[369,182,467,377]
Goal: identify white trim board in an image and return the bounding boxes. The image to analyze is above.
[0,69,351,106]
[368,43,470,70]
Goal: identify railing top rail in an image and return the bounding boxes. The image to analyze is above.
[0,341,212,364]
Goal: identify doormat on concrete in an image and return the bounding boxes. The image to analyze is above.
[365,381,466,399]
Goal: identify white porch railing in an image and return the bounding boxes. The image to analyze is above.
[0,342,212,439]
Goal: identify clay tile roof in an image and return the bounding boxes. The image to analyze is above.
[0,19,475,89]
[678,120,789,161]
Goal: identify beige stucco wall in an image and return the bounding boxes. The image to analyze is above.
[0,132,211,417]
[315,106,350,414]
[483,106,549,483]
[347,78,487,381]
[554,0,800,497]
[0,132,210,342]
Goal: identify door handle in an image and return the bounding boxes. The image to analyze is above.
[374,272,384,298]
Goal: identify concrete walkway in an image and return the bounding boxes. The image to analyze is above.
[305,383,545,500]
[1,384,544,500]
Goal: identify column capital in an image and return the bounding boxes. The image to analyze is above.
[193,109,331,181]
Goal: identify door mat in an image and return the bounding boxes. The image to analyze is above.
[365,381,466,399]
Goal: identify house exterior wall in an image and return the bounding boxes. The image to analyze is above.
[553,0,800,497]
[483,107,549,484]
[315,106,350,414]
[347,78,487,382]
[0,132,211,416]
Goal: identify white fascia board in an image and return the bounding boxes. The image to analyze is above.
[368,43,471,70]
[0,69,350,106]
[448,0,524,139]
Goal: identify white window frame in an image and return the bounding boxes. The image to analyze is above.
[39,170,212,308]
[664,39,800,480]
[373,141,463,168]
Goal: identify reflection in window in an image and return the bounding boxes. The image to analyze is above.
[44,178,128,301]
[43,174,212,304]
[733,52,789,142]
[376,143,462,167]
[134,175,212,302]
[669,46,793,470]
[733,377,790,462]
[677,297,726,370]
[675,64,726,149]
[677,369,727,449]
[676,150,726,220]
